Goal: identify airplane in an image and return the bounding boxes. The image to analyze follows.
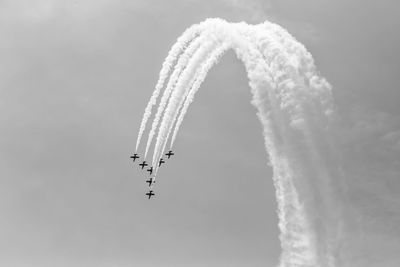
[147,166,153,175]
[158,158,165,167]
[165,150,174,159]
[130,153,139,162]
[139,161,148,169]
[146,190,155,199]
[146,177,155,187]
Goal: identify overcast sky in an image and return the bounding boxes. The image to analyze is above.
[1,1,400,266]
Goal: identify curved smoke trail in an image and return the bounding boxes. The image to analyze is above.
[136,20,205,153]
[135,19,342,267]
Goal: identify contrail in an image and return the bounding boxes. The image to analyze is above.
[135,19,342,267]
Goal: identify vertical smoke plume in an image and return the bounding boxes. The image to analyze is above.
[135,19,342,267]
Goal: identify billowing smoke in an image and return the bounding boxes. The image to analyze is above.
[135,18,343,266]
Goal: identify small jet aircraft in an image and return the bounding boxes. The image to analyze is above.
[165,150,174,159]
[130,154,139,162]
[147,166,153,175]
[158,158,165,167]
[146,190,155,199]
[146,177,155,187]
[139,161,148,169]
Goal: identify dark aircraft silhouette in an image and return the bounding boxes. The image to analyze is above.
[147,166,153,175]
[165,150,174,159]
[146,190,155,199]
[139,161,148,169]
[146,177,155,187]
[158,158,165,167]
[130,153,139,162]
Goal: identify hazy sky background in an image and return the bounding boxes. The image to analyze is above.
[1,1,399,266]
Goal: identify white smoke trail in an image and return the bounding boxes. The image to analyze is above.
[136,18,230,155]
[151,42,229,182]
[229,27,327,266]
[136,19,342,267]
[252,25,343,266]
[245,24,342,266]
[151,23,230,168]
[143,32,212,158]
[170,42,230,148]
[135,21,210,153]
[135,23,200,152]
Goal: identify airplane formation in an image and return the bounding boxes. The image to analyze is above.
[130,150,174,199]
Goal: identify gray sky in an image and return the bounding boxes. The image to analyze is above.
[1,1,400,266]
